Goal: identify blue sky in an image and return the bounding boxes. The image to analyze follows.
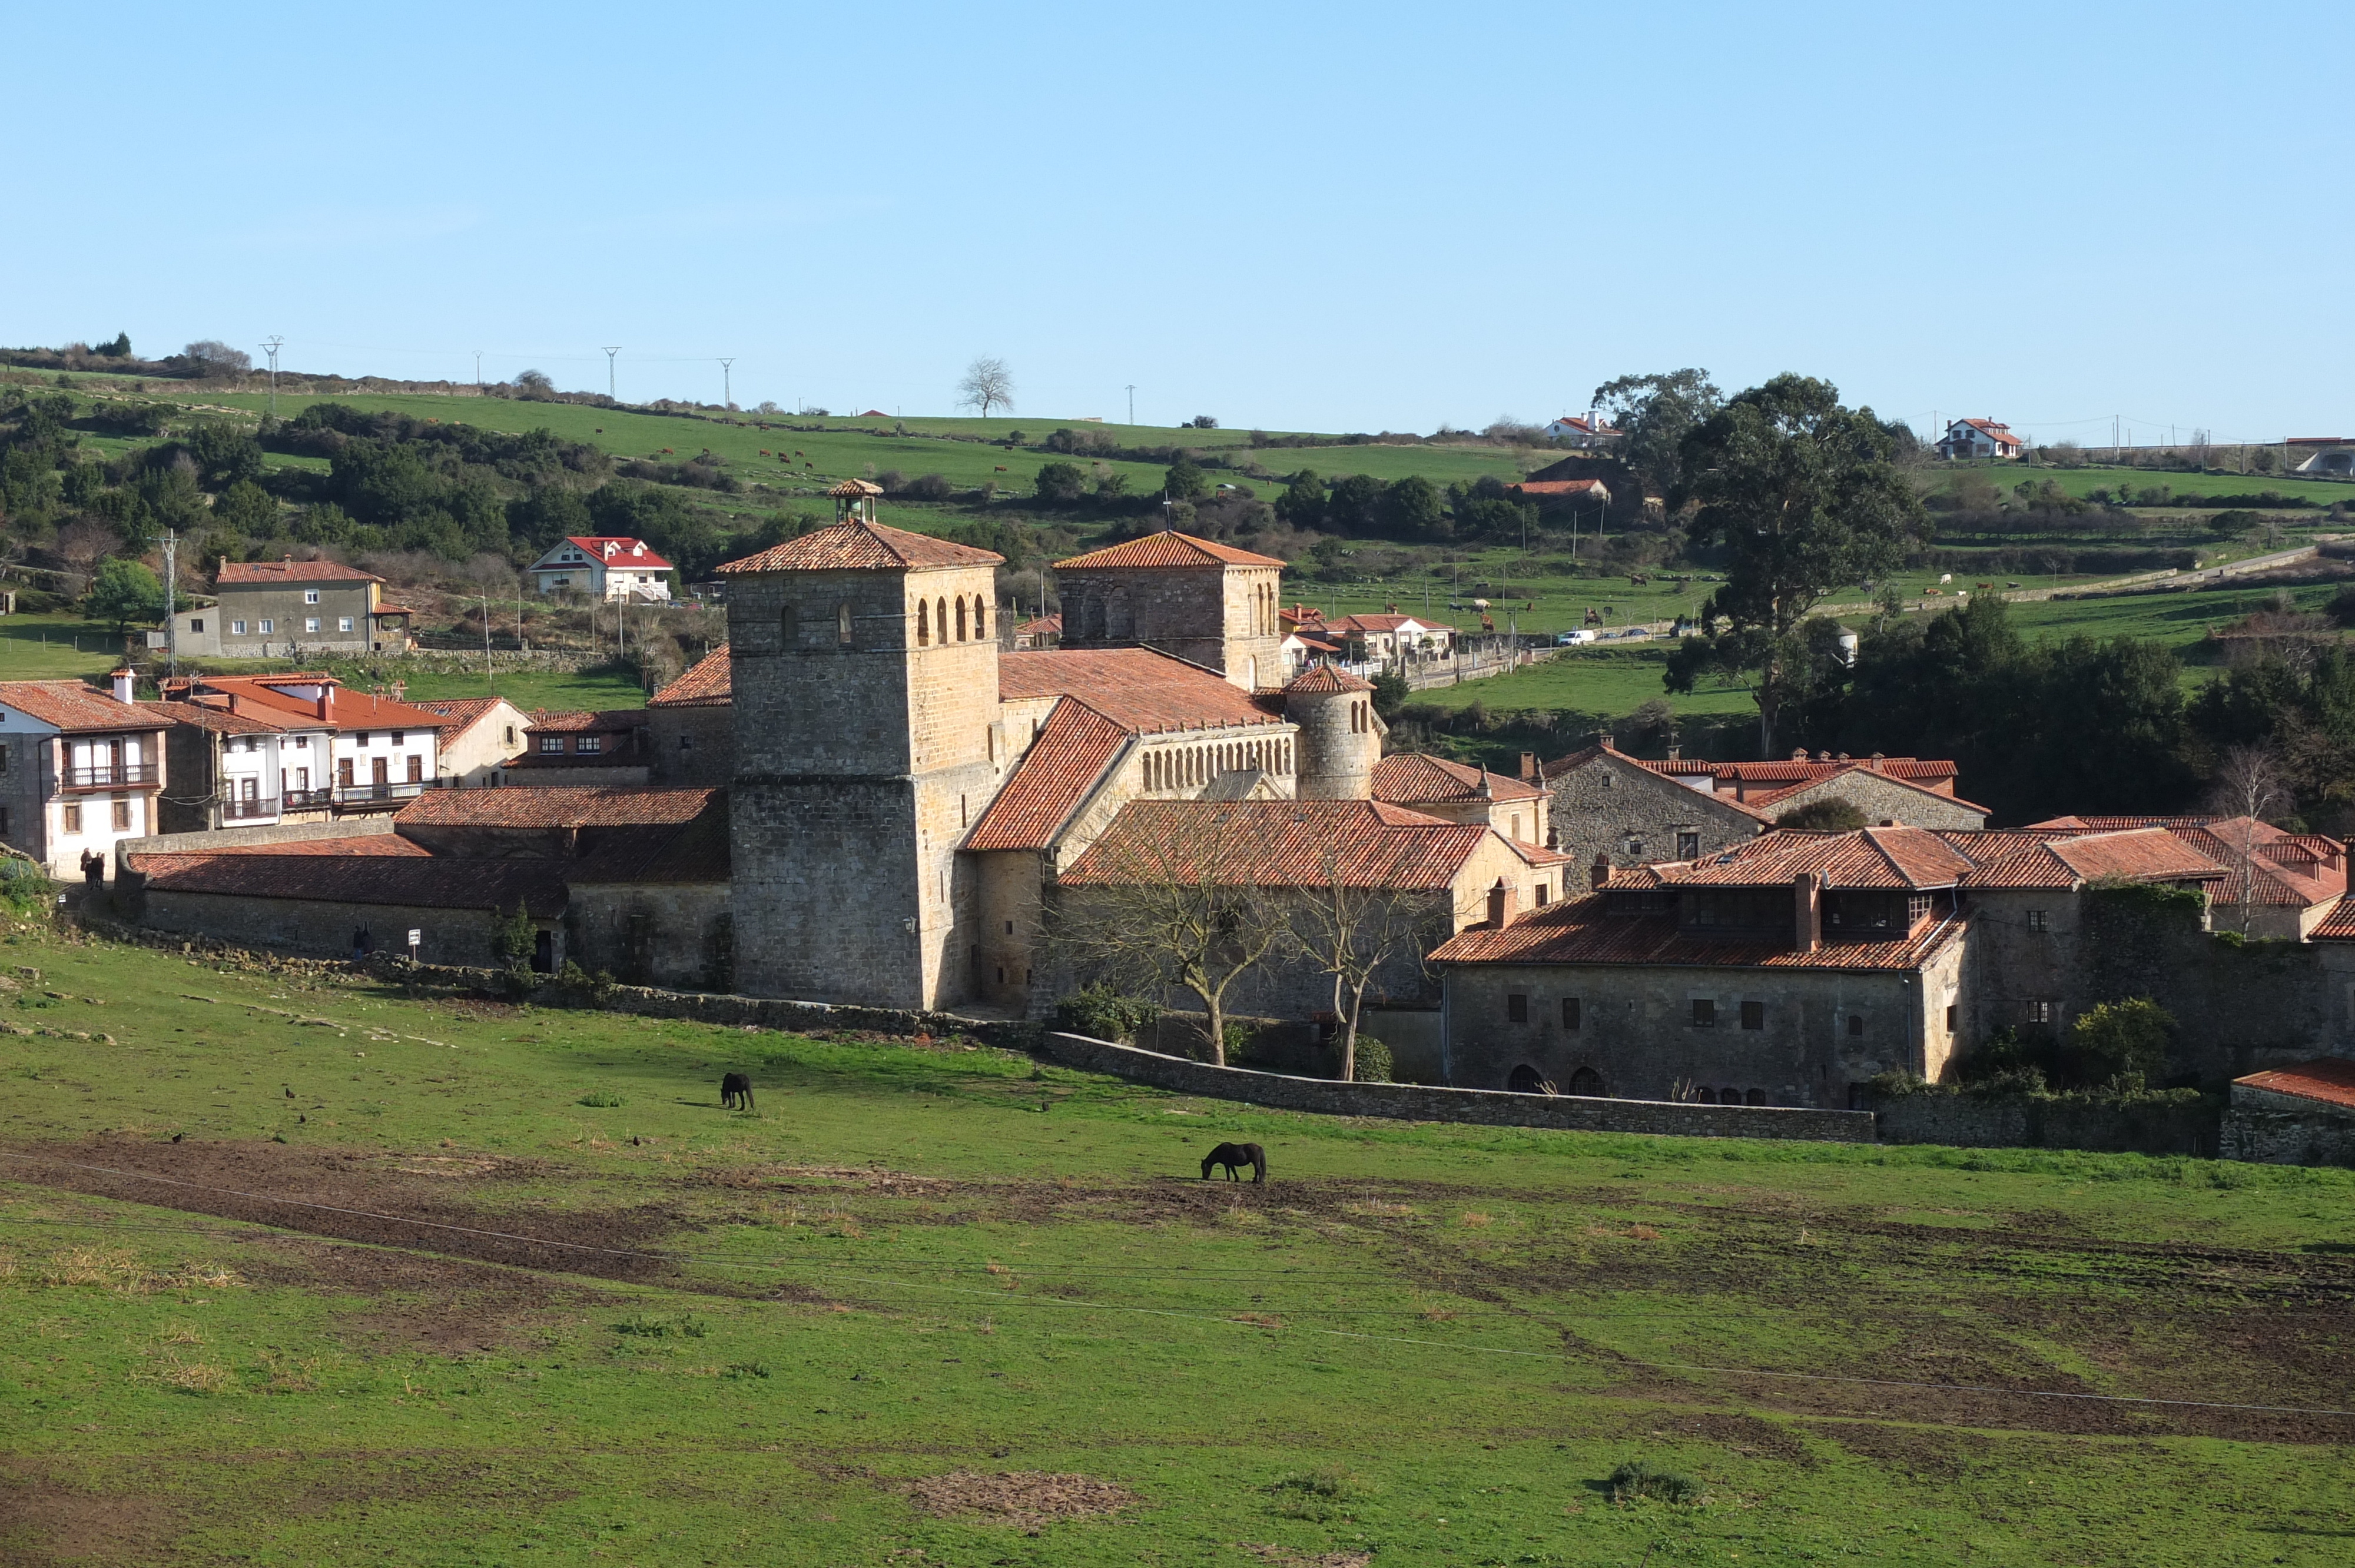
[5,2,2346,443]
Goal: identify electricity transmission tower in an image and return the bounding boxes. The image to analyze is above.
[603,346,621,400]
[719,357,735,410]
[473,350,483,387]
[261,337,284,419]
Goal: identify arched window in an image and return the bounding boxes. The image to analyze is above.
[780,604,798,647]
[836,602,854,646]
[937,598,949,644]
[1507,1065,1554,1095]
[1694,1087,1717,1104]
[916,600,930,646]
[973,599,986,639]
[1744,1088,1768,1107]
[1567,1066,1605,1097]
[956,598,968,642]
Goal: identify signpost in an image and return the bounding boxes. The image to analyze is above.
[407,929,422,964]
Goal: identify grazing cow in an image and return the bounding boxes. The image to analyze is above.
[720,1072,755,1112]
[1201,1141,1266,1183]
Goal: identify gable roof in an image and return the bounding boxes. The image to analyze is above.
[648,645,732,707]
[177,677,457,735]
[2032,815,2345,908]
[716,520,1001,573]
[964,698,1132,853]
[1510,479,1606,496]
[1053,531,1285,570]
[528,536,674,571]
[394,785,719,830]
[0,681,171,733]
[1059,799,1500,892]
[1371,752,1545,805]
[1431,890,1966,972]
[1538,740,1773,823]
[1282,665,1373,695]
[137,699,281,737]
[2234,1057,2355,1110]
[410,696,523,746]
[215,559,384,586]
[1663,826,1978,891]
[999,649,1286,734]
[1938,827,2228,889]
[525,708,648,735]
[1742,767,1991,819]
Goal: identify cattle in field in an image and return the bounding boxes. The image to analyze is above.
[721,1072,755,1112]
[1201,1142,1265,1182]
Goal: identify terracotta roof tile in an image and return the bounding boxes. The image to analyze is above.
[999,649,1286,735]
[1661,826,1975,890]
[1371,753,1545,805]
[525,709,648,735]
[187,677,459,735]
[2032,816,2343,908]
[965,699,1131,852]
[179,835,433,858]
[647,645,732,707]
[137,700,282,737]
[2234,1058,2355,1110]
[410,697,518,744]
[1432,892,1966,971]
[1282,665,1373,694]
[1510,479,1606,496]
[1054,531,1285,570]
[216,559,384,585]
[1744,769,1991,818]
[394,786,719,829]
[1060,799,1497,892]
[131,852,569,917]
[553,536,674,570]
[0,681,172,733]
[717,520,1001,573]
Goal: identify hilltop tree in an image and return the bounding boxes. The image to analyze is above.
[1593,367,1722,498]
[1663,374,1923,757]
[958,356,1015,418]
[1033,460,1087,506]
[182,340,251,376]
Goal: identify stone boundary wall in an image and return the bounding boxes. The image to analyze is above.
[1036,1032,1876,1142]
[1873,1091,2221,1156]
[2222,1105,2355,1166]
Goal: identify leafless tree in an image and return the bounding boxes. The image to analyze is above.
[1051,805,1291,1065]
[958,356,1015,418]
[2207,743,2288,934]
[1291,843,1438,1082]
[51,520,122,590]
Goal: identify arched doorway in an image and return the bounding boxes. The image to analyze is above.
[1507,1065,1555,1095]
[1567,1067,1604,1098]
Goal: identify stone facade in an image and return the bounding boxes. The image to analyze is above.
[1544,745,1764,872]
[643,702,735,786]
[1438,940,1964,1107]
[1056,559,1284,690]
[565,881,733,991]
[1762,770,1987,830]
[139,888,530,968]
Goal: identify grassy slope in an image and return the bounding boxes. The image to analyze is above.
[1,928,2350,1564]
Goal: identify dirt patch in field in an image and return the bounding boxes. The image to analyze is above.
[0,1469,180,1563]
[1806,1420,1976,1478]
[237,1234,615,1355]
[1243,1547,1372,1568]
[905,1470,1138,1529]
[1600,1409,1818,1467]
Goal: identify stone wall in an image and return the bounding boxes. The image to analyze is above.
[644,703,734,786]
[140,888,512,967]
[1873,1088,2221,1155]
[115,815,399,872]
[1057,562,1282,689]
[2221,1099,2355,1166]
[1547,749,1763,873]
[565,881,732,991]
[1775,770,1986,830]
[1036,1031,1877,1141]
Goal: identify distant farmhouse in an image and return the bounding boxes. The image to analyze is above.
[166,559,417,659]
[1937,417,2025,460]
[529,536,675,601]
[1544,413,1620,448]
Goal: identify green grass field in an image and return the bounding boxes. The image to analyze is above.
[1933,460,2354,508]
[0,614,131,681]
[2,927,2350,1564]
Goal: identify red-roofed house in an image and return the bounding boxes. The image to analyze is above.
[411,696,533,786]
[529,537,675,602]
[168,557,414,659]
[1938,418,2026,460]
[2030,815,2345,939]
[1371,752,1550,845]
[157,675,459,813]
[2224,1058,2355,1164]
[0,674,172,876]
[1543,414,1621,448]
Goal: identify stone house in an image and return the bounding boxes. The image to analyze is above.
[0,673,170,877]
[2034,814,2346,939]
[642,646,735,786]
[412,697,533,786]
[1371,752,1550,846]
[528,536,675,602]
[1540,740,1769,872]
[501,710,654,785]
[2224,1058,2355,1165]
[167,559,414,659]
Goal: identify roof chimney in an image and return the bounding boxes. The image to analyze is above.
[1518,752,1538,782]
[1793,871,1822,953]
[1486,878,1516,929]
[1666,745,1681,761]
[1590,852,1612,892]
[110,668,135,705]
[1475,768,1494,800]
[1790,747,1807,762]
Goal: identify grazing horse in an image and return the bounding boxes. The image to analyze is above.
[1201,1141,1266,1183]
[719,1072,755,1112]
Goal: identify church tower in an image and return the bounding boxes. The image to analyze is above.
[1052,531,1285,690]
[720,489,1004,1009]
[1283,664,1382,798]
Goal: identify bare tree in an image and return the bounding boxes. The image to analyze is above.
[2207,743,2288,935]
[1291,843,1438,1081]
[51,520,123,592]
[1052,804,1291,1065]
[958,356,1015,418]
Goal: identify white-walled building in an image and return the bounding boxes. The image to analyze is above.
[0,673,171,876]
[528,537,675,602]
[152,675,457,815]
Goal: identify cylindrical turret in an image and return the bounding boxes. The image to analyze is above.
[1283,664,1381,799]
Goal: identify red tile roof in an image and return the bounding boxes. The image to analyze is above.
[1282,665,1372,695]
[1329,613,1451,634]
[717,520,1001,573]
[1510,480,1606,496]
[137,700,282,737]
[965,698,1132,852]
[1060,799,1497,892]
[2032,816,2343,908]
[215,559,384,586]
[1054,531,1285,570]
[188,834,434,858]
[1371,753,1545,805]
[131,852,569,917]
[557,536,674,570]
[1936,828,2227,889]
[394,786,719,829]
[2234,1058,2355,1111]
[0,681,171,733]
[2311,901,2355,941]
[525,709,647,735]
[409,696,518,745]
[999,649,1286,735]
[647,645,732,707]
[185,677,458,735]
[1744,769,1991,818]
[1432,891,1966,971]
[1666,826,1977,890]
[1683,756,1957,786]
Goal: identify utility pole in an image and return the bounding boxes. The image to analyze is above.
[261,337,284,420]
[473,350,483,388]
[603,346,621,400]
[719,358,735,410]
[480,594,492,679]
[162,528,178,678]
[1126,384,1136,426]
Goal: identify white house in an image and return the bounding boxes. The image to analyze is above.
[1938,418,2025,460]
[1544,413,1621,448]
[529,537,675,602]
[0,673,172,877]
[157,675,457,812]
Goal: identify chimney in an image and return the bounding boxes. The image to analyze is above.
[110,668,135,705]
[1486,878,1516,929]
[1793,871,1822,952]
[1590,852,1612,892]
[1870,752,1885,771]
[1518,751,1537,782]
[319,685,334,721]
[1475,768,1494,800]
[1790,747,1807,761]
[1666,745,1681,762]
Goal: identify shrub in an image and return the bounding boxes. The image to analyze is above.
[1776,798,1866,831]
[1349,1035,1393,1083]
[2069,996,2175,1087]
[1052,984,1158,1044]
[577,1091,625,1108]
[903,473,953,501]
[0,857,55,915]
[1608,1459,1703,1504]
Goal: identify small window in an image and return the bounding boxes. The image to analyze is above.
[578,735,602,754]
[1946,1004,1958,1031]
[837,602,854,646]
[304,617,320,633]
[0,744,7,773]
[679,734,693,750]
[258,619,274,634]
[2026,909,2048,932]
[2026,1000,2055,1025]
[189,618,203,633]
[1533,883,1551,906]
[338,617,354,633]
[304,590,320,604]
[1561,997,1581,1030]
[62,803,81,834]
[1507,992,1528,1024]
[1691,998,1716,1028]
[1626,836,1644,858]
[231,620,248,636]
[391,731,405,745]
[1847,1014,1865,1037]
[1676,830,1700,859]
[111,799,131,832]
[539,737,565,753]
[1740,999,1764,1031]
[504,726,516,745]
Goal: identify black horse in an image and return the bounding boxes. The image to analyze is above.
[720,1072,755,1112]
[1201,1141,1266,1182]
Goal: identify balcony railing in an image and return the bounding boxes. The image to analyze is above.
[282,788,334,810]
[332,780,431,806]
[220,795,280,822]
[62,763,157,790]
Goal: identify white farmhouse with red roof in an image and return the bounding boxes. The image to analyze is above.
[1937,418,2026,460]
[1543,413,1621,447]
[528,536,675,602]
